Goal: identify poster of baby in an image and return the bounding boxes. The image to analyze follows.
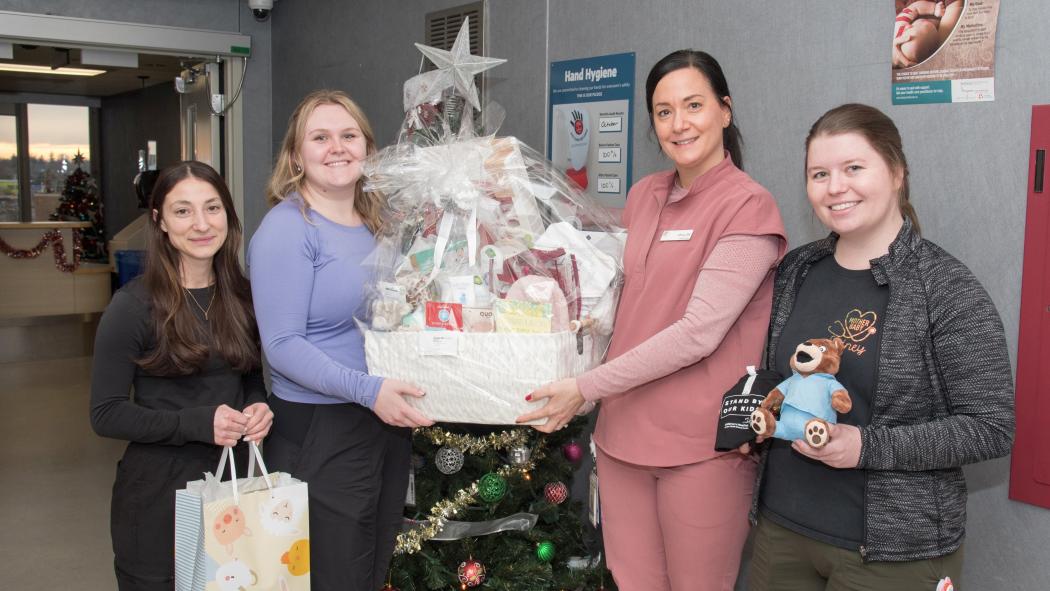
[891,0,1000,105]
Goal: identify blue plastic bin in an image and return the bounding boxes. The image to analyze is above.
[115,250,146,287]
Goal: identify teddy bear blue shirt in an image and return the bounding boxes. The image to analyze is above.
[772,372,846,441]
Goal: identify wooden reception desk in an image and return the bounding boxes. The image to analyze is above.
[0,221,111,318]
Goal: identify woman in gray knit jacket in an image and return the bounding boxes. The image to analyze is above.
[746,103,1014,590]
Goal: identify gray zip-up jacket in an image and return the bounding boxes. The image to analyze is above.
[749,219,1015,562]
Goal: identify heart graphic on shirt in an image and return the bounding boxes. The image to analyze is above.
[828,309,878,343]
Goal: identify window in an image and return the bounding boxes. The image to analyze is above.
[28,104,91,221]
[0,106,17,222]
[0,102,92,222]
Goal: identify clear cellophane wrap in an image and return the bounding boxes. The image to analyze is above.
[357,97,625,425]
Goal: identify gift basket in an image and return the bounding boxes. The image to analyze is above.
[358,36,625,425]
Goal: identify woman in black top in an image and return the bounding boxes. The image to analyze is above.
[746,104,1013,590]
[90,161,273,591]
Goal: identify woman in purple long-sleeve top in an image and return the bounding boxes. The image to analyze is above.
[249,90,433,591]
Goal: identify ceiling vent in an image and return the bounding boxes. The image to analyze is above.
[425,2,483,56]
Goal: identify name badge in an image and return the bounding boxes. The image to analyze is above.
[660,229,693,242]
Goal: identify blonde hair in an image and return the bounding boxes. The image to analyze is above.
[267,89,385,234]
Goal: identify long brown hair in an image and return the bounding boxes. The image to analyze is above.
[138,161,260,375]
[267,89,385,234]
[805,103,920,235]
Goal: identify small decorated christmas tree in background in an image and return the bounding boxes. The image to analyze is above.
[366,18,619,591]
[51,151,106,261]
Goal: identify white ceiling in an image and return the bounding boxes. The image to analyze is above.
[0,44,187,97]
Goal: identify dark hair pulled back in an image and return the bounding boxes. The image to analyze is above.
[645,50,744,169]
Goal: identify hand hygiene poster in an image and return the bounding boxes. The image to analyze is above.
[548,53,635,207]
[892,0,1000,105]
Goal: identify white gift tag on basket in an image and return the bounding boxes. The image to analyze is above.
[419,331,459,356]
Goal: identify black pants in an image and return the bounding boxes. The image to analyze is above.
[110,441,227,591]
[267,396,412,591]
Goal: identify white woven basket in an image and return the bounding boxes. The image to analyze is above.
[364,330,594,425]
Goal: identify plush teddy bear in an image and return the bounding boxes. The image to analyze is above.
[749,337,852,448]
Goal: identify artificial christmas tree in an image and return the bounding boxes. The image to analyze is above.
[391,424,610,590]
[50,151,105,261]
[361,18,620,590]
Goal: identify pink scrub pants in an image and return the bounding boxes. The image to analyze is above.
[596,447,756,590]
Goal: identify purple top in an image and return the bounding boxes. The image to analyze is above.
[248,196,383,407]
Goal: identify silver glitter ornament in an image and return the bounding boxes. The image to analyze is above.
[508,445,531,466]
[435,446,465,474]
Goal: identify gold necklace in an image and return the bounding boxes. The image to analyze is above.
[184,286,215,320]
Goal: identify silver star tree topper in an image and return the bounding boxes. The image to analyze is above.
[403,17,506,112]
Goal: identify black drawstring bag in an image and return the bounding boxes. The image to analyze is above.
[713,367,783,452]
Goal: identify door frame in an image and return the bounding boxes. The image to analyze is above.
[0,10,251,247]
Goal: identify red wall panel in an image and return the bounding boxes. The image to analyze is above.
[1010,105,1050,508]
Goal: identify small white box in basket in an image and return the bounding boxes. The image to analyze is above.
[364,330,595,425]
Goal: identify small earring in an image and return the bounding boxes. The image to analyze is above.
[293,163,302,174]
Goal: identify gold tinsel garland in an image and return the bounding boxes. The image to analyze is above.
[395,433,547,555]
[417,425,531,454]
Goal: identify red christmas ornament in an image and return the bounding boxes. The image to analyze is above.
[457,558,486,588]
[562,440,583,463]
[544,481,569,505]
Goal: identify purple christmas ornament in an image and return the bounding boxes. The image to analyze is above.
[562,440,583,463]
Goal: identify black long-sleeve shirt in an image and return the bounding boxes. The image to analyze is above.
[90,278,266,446]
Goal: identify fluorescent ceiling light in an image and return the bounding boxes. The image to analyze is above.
[0,63,105,77]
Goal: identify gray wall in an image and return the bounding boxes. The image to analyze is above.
[0,0,274,245]
[271,0,463,149]
[270,1,1049,587]
[271,0,551,151]
[99,83,180,240]
[538,3,1044,588]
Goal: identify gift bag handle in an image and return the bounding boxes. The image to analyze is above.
[215,444,230,482]
[248,441,274,491]
[220,446,239,504]
[213,442,274,505]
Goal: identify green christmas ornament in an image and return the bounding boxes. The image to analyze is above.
[478,472,507,503]
[535,540,555,562]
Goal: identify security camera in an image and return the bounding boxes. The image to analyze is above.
[248,0,274,21]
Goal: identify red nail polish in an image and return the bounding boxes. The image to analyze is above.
[525,394,532,401]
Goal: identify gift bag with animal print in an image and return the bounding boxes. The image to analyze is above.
[175,445,252,591]
[176,443,310,591]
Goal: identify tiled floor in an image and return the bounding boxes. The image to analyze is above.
[1,356,124,590]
